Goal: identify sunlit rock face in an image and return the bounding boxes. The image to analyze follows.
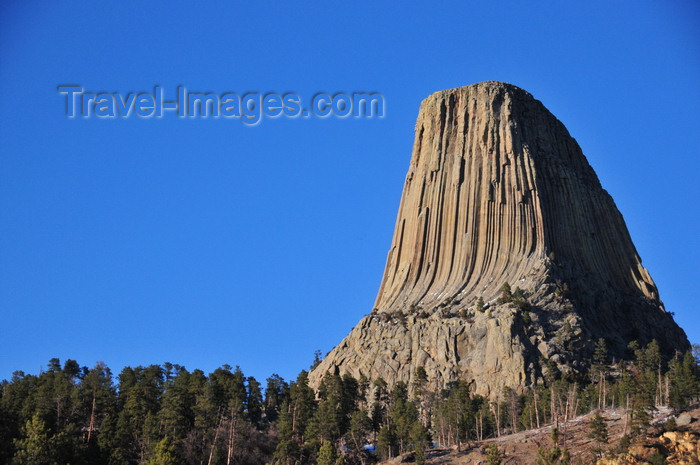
[310,81,688,397]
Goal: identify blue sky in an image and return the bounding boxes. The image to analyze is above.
[1,1,698,384]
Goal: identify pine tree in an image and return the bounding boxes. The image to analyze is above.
[588,412,608,457]
[536,427,570,465]
[158,366,193,445]
[316,440,336,465]
[412,366,433,431]
[486,444,502,465]
[669,351,699,408]
[345,410,371,465]
[376,426,395,460]
[498,283,512,304]
[182,369,214,465]
[389,382,419,454]
[246,376,264,427]
[593,338,608,367]
[512,287,527,309]
[273,371,316,465]
[264,374,288,423]
[431,379,479,449]
[79,361,116,448]
[370,378,388,434]
[410,421,428,465]
[629,396,652,437]
[146,436,185,465]
[11,414,53,465]
[413,366,428,399]
[588,412,608,443]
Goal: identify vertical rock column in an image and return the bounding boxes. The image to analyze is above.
[309,81,688,394]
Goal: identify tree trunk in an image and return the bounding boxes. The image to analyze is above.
[226,410,236,465]
[510,392,518,434]
[208,412,223,465]
[622,394,630,437]
[479,410,483,441]
[602,376,607,409]
[87,393,96,443]
[491,402,501,437]
[551,386,556,425]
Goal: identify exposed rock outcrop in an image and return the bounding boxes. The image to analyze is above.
[597,431,700,465]
[310,81,688,395]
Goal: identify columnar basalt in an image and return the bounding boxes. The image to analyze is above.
[309,82,688,396]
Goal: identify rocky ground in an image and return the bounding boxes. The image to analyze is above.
[383,406,699,464]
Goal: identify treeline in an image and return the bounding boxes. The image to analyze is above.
[432,339,700,465]
[0,361,276,465]
[430,339,700,451]
[1,340,698,465]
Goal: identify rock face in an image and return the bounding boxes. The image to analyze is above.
[598,431,700,465]
[309,81,688,396]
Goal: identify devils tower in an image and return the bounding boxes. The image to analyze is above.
[309,81,688,397]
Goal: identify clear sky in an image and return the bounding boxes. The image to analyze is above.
[1,1,698,384]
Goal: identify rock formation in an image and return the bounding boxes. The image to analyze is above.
[598,430,700,465]
[309,81,688,396]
